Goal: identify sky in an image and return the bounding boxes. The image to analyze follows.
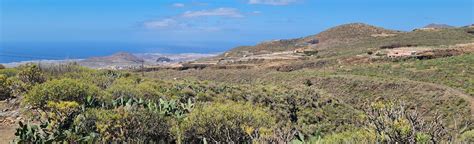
[0,0,473,49]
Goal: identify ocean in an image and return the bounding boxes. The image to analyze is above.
[0,42,229,63]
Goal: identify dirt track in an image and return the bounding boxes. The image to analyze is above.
[338,74,474,116]
[0,126,16,143]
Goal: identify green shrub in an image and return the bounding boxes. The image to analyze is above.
[415,133,431,144]
[310,129,377,144]
[24,78,100,108]
[7,77,29,97]
[60,69,124,90]
[303,50,318,56]
[18,64,46,85]
[0,74,12,100]
[364,102,448,143]
[136,81,164,101]
[125,109,174,142]
[106,78,140,99]
[106,78,166,101]
[14,101,84,143]
[89,70,131,89]
[0,68,18,77]
[180,102,276,143]
[40,63,86,77]
[74,108,173,142]
[14,121,47,143]
[459,130,474,143]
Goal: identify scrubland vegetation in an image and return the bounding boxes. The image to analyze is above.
[342,54,474,96]
[0,60,472,143]
[1,24,473,143]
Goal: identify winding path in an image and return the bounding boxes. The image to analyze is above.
[334,74,474,116]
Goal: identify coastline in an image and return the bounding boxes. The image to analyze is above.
[0,52,218,69]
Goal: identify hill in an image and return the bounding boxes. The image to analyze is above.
[423,23,455,29]
[79,52,144,69]
[220,23,397,58]
[307,23,398,45]
[216,23,474,60]
[83,52,144,63]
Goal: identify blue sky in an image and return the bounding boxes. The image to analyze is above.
[1,0,473,48]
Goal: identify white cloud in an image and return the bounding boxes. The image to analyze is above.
[172,3,185,7]
[143,18,180,29]
[143,8,245,31]
[252,11,262,14]
[196,27,222,32]
[181,8,244,18]
[248,0,297,5]
[191,2,209,6]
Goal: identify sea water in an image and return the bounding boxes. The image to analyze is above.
[0,42,229,63]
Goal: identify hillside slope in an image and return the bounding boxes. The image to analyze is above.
[83,52,144,63]
[79,52,144,68]
[217,23,474,59]
[423,23,455,29]
[221,23,397,58]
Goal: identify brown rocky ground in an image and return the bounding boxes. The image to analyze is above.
[0,99,22,143]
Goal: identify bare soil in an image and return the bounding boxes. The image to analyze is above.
[0,126,16,143]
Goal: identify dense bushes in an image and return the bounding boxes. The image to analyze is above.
[312,129,377,143]
[39,62,86,77]
[364,102,449,143]
[0,74,12,100]
[15,73,366,143]
[7,63,471,143]
[24,78,100,108]
[0,68,18,77]
[74,108,174,142]
[60,68,131,89]
[16,97,189,143]
[181,102,276,143]
[105,78,165,101]
[136,81,164,100]
[343,54,474,96]
[106,78,141,99]
[17,64,45,86]
[459,130,474,143]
